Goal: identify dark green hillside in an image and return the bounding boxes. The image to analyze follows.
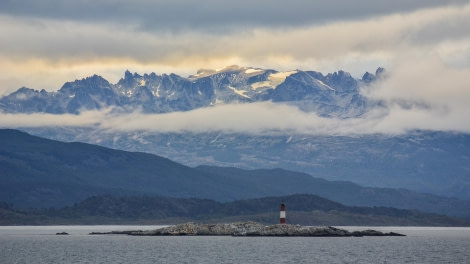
[0,129,250,207]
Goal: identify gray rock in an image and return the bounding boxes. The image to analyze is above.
[118,222,405,237]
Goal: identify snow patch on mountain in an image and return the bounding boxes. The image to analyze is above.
[245,68,264,74]
[228,86,250,99]
[192,65,265,80]
[270,71,298,85]
[216,65,243,72]
[250,81,271,90]
[189,69,217,79]
[15,93,30,100]
[213,99,225,105]
[251,70,298,89]
[316,79,335,91]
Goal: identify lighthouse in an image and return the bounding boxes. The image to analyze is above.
[280,202,286,224]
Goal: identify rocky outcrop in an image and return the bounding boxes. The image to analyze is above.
[90,222,405,237]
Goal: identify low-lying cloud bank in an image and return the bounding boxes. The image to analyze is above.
[1,100,469,135]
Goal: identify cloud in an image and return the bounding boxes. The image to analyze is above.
[0,77,22,97]
[2,98,469,135]
[3,2,469,61]
[0,110,108,128]
[364,56,470,106]
[0,0,467,32]
[359,54,470,134]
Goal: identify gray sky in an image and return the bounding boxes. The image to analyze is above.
[0,1,465,29]
[0,0,469,134]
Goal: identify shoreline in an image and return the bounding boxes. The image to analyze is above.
[89,221,406,237]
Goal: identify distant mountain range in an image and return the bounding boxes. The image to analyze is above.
[0,66,469,204]
[0,65,381,117]
[17,127,470,203]
[1,129,470,221]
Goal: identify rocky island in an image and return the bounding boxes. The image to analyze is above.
[90,221,405,237]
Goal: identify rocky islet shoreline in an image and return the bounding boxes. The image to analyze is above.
[90,221,405,237]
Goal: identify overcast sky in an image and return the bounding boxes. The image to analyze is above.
[0,0,469,135]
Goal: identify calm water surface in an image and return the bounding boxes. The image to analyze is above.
[1,226,469,263]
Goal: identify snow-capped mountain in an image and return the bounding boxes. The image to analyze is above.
[0,65,382,117]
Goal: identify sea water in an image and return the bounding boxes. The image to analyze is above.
[1,226,469,263]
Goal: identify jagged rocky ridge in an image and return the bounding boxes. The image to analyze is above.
[90,221,405,237]
[0,65,384,118]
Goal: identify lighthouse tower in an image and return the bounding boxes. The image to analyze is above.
[280,202,286,224]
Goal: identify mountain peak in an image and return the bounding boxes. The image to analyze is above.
[191,65,245,79]
[0,66,380,116]
[217,65,243,72]
[361,67,387,83]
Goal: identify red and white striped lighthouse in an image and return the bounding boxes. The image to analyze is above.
[280,202,286,224]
